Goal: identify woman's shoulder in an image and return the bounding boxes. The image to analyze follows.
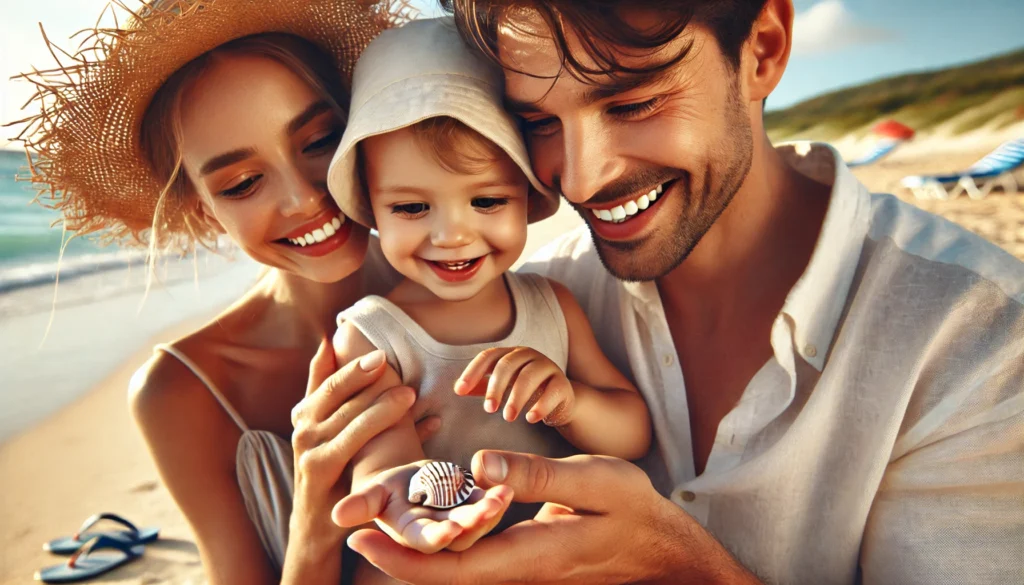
[128,326,242,439]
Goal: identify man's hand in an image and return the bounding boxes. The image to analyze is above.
[455,347,575,426]
[346,451,762,585]
[333,460,513,554]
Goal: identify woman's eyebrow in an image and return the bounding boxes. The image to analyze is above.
[286,100,332,135]
[200,148,257,176]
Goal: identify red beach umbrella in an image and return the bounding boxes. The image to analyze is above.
[871,120,915,140]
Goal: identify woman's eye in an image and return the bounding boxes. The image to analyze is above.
[609,97,663,119]
[303,129,341,153]
[219,175,261,198]
[392,202,429,217]
[472,197,510,211]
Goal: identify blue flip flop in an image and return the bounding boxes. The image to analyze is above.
[35,535,144,583]
[44,513,159,555]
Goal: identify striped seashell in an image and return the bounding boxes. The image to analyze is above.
[407,461,475,509]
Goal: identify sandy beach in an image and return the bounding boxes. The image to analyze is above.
[1,133,1022,584]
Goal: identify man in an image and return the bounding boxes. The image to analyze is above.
[341,1,1024,583]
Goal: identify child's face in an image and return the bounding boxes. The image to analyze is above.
[362,127,530,301]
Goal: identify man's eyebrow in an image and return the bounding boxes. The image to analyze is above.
[199,148,257,176]
[503,67,680,114]
[286,100,332,135]
[582,67,679,105]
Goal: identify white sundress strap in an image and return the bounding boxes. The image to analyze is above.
[153,343,250,432]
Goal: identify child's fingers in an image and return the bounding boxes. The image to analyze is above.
[503,362,555,422]
[484,349,534,414]
[332,483,389,528]
[445,486,514,552]
[401,518,463,554]
[526,378,571,425]
[455,347,515,396]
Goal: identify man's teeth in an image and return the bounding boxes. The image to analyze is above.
[592,182,664,224]
[289,213,345,247]
[436,259,476,271]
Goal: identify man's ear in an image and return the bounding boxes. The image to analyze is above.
[744,0,794,102]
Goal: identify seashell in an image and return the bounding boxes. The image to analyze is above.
[407,461,475,509]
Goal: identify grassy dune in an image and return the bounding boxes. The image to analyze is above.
[766,48,1024,141]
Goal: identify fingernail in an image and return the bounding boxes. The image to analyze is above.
[482,452,508,483]
[359,350,385,371]
[484,399,497,413]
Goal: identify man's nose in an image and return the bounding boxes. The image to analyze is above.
[557,118,623,205]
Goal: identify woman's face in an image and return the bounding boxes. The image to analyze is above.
[178,53,368,283]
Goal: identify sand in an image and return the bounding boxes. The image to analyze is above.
[0,137,1020,584]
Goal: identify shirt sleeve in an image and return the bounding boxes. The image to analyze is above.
[859,307,1024,584]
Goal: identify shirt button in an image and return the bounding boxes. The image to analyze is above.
[662,353,674,366]
[804,344,818,358]
[679,490,696,502]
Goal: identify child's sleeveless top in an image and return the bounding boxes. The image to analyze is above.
[336,271,579,524]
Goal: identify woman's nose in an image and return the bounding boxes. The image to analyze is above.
[279,169,325,217]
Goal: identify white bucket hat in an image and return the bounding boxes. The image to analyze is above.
[327,16,558,228]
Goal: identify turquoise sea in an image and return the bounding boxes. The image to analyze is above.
[0,149,134,292]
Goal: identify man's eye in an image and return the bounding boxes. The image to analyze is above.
[392,202,429,217]
[609,97,663,119]
[219,175,262,198]
[473,197,509,211]
[522,116,560,136]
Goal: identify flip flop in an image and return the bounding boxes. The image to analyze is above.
[44,513,159,555]
[35,535,144,583]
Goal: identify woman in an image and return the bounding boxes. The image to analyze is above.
[13,1,508,583]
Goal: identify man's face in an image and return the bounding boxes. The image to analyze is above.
[498,9,755,281]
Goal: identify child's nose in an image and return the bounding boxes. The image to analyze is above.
[430,212,474,248]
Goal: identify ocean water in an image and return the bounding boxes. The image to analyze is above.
[0,149,139,292]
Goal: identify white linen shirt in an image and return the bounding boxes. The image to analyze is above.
[520,142,1024,585]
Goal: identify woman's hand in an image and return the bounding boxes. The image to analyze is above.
[345,451,762,585]
[333,461,513,553]
[287,340,418,560]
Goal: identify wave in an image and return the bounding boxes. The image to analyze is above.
[0,250,146,293]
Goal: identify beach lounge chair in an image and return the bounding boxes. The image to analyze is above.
[846,139,904,168]
[900,137,1024,200]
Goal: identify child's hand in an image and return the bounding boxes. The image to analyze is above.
[333,461,513,553]
[455,347,575,426]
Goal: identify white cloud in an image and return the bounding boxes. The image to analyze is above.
[792,0,894,56]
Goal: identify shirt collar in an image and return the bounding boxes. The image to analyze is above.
[776,141,871,370]
[621,142,871,371]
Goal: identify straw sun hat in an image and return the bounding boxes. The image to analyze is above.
[8,0,412,252]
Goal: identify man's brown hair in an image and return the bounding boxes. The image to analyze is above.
[440,0,769,83]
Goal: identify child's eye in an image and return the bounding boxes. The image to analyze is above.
[391,202,429,217]
[472,197,509,212]
[219,174,262,198]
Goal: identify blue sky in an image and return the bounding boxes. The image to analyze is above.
[2,0,1022,146]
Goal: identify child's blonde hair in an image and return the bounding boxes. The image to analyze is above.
[409,116,511,175]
